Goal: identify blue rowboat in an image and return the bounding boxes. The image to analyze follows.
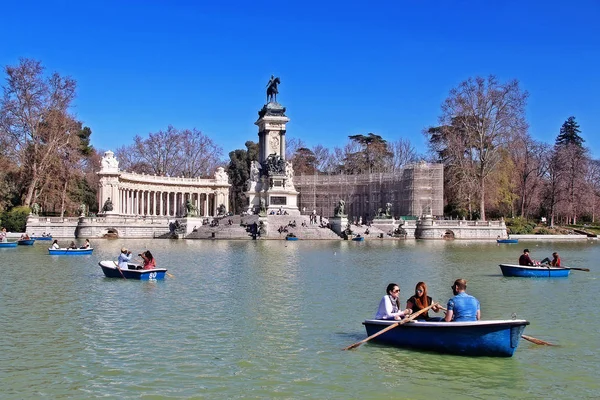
[363,319,530,357]
[352,236,365,241]
[0,242,18,248]
[17,239,35,245]
[499,263,570,278]
[497,239,518,244]
[285,235,299,241]
[31,236,52,241]
[48,248,94,255]
[98,260,167,280]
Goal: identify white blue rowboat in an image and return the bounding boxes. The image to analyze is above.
[499,264,570,277]
[48,248,94,255]
[363,319,529,357]
[98,261,167,280]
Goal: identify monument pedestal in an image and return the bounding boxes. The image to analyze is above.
[246,100,300,216]
[329,216,348,237]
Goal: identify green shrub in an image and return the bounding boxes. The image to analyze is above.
[0,206,30,232]
[505,217,536,234]
[536,227,550,235]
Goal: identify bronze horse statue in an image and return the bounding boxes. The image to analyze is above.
[266,76,280,103]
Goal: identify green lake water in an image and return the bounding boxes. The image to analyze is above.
[1,239,599,399]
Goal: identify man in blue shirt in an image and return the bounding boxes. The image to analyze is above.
[445,279,480,322]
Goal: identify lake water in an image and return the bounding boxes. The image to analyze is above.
[1,239,599,399]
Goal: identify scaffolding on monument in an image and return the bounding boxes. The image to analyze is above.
[294,162,443,220]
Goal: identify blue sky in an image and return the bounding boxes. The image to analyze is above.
[2,0,599,158]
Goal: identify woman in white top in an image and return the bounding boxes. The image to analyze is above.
[375,283,413,320]
[51,240,60,249]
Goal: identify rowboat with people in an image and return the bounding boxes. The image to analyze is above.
[361,318,530,357]
[31,235,52,241]
[98,260,167,280]
[499,263,570,277]
[497,238,518,244]
[17,239,35,245]
[352,235,365,242]
[48,248,94,255]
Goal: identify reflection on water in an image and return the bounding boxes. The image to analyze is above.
[0,239,599,398]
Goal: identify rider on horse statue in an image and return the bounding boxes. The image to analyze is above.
[266,75,280,103]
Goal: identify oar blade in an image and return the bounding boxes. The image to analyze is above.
[522,334,556,346]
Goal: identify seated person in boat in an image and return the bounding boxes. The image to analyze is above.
[118,247,132,269]
[80,239,91,249]
[138,250,156,270]
[375,283,413,320]
[68,241,77,249]
[406,281,442,321]
[20,233,30,240]
[445,279,480,322]
[518,249,536,266]
[51,240,60,249]
[540,252,561,267]
[1,227,7,242]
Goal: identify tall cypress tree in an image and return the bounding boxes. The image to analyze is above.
[555,116,584,148]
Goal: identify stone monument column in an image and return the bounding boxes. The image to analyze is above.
[246,76,299,216]
[97,150,121,217]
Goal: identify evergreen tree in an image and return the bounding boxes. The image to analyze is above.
[555,116,584,148]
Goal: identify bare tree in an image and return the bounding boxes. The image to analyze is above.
[312,144,330,173]
[117,126,223,178]
[390,138,418,171]
[0,58,78,206]
[435,75,528,220]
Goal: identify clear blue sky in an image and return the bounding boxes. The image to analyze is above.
[2,0,599,158]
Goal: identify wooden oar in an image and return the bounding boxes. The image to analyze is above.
[166,272,175,278]
[556,266,590,272]
[437,305,556,346]
[521,334,556,346]
[113,261,127,279]
[343,303,437,350]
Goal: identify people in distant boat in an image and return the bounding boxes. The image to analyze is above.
[444,279,480,322]
[80,239,91,249]
[406,281,442,321]
[375,283,413,320]
[118,247,132,269]
[139,250,156,270]
[540,252,561,267]
[518,249,536,266]
[68,241,77,249]
[20,233,30,240]
[51,240,60,249]
[1,227,8,243]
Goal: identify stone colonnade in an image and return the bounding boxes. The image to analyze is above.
[98,160,230,218]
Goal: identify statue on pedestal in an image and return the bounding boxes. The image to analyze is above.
[266,75,281,103]
[334,200,346,217]
[31,203,41,216]
[185,200,199,217]
[102,197,113,212]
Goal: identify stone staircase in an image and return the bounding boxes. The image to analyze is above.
[264,215,341,240]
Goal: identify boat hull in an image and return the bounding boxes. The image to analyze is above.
[0,242,18,248]
[285,236,298,241]
[352,237,365,241]
[497,239,518,244]
[48,248,94,255]
[32,236,52,241]
[98,260,167,280]
[18,239,35,245]
[363,319,529,357]
[499,264,569,277]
